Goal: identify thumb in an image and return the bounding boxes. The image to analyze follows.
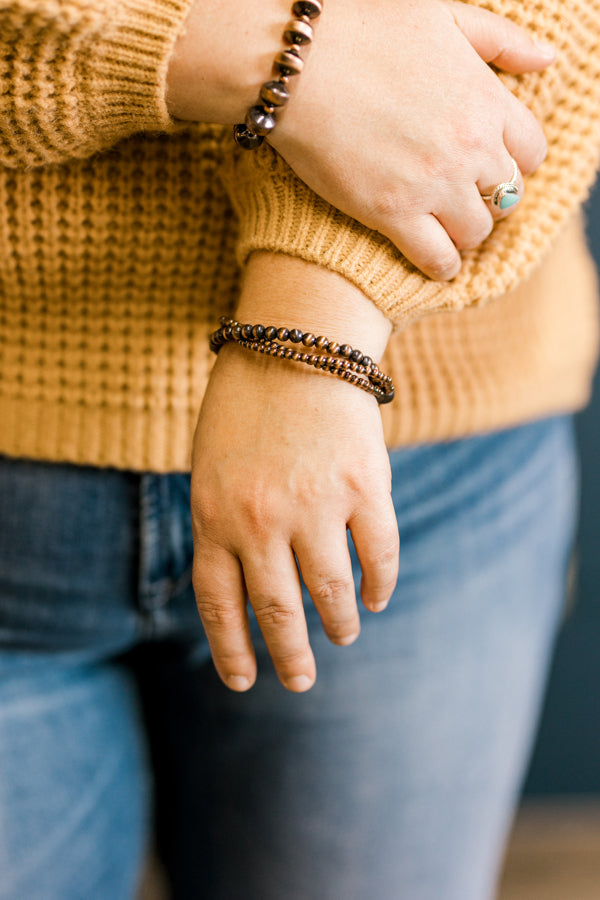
[446,1,556,73]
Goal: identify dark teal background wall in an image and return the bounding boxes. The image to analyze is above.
[524,182,600,794]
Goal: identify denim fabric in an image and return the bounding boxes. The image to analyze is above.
[0,417,577,900]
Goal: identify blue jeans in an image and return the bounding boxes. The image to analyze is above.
[0,417,577,900]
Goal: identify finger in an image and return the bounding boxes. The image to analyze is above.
[293,526,361,647]
[503,92,548,176]
[192,542,257,691]
[391,214,462,281]
[477,162,525,219]
[348,494,399,613]
[448,1,556,73]
[436,189,494,250]
[241,545,317,692]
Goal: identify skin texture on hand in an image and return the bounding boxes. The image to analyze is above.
[166,0,555,280]
[191,255,397,692]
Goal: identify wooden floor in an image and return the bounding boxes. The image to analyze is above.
[140,799,600,900]
[499,799,600,900]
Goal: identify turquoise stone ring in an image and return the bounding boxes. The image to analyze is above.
[480,158,520,211]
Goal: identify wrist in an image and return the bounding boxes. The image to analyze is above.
[166,0,293,123]
[236,253,392,363]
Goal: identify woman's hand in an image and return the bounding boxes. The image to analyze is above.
[271,0,553,279]
[191,255,397,692]
[167,0,555,280]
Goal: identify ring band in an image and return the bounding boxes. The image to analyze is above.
[480,158,520,210]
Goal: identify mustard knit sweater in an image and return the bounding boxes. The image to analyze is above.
[1,0,600,472]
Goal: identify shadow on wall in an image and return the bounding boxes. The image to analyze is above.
[523,178,600,796]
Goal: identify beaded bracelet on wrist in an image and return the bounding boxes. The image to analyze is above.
[233,1,323,150]
[210,318,395,404]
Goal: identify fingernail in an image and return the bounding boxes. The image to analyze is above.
[371,601,389,613]
[534,40,556,58]
[226,675,252,691]
[285,674,314,692]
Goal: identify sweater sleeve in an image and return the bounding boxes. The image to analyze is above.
[0,0,195,167]
[219,0,600,328]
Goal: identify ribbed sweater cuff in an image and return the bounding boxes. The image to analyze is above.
[0,0,195,165]
[84,0,195,137]
[222,141,600,330]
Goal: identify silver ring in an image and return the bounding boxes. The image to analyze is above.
[480,158,520,210]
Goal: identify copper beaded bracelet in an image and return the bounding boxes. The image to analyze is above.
[210,318,396,405]
[233,1,323,150]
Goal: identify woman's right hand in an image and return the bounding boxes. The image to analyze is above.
[167,0,555,280]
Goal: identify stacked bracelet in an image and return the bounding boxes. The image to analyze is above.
[210,318,395,405]
[233,1,323,150]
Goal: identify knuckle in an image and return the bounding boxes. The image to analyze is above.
[368,187,420,226]
[311,576,355,608]
[369,190,398,223]
[194,596,240,630]
[455,217,493,250]
[190,491,221,536]
[253,598,299,628]
[324,619,360,643]
[424,245,461,280]
[273,647,311,670]
[238,486,278,537]
[516,112,548,173]
[365,537,400,573]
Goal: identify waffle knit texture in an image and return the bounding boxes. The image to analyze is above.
[0,0,599,471]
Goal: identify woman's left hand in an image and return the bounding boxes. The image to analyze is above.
[190,254,398,692]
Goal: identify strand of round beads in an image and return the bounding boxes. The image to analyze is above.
[210,318,395,404]
[233,1,323,150]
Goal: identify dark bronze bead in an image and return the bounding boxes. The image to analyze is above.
[340,344,353,359]
[265,326,278,340]
[288,328,302,343]
[245,106,277,137]
[232,323,243,339]
[351,349,363,363]
[302,332,316,347]
[252,324,265,339]
[242,324,253,340]
[327,341,340,355]
[284,18,313,44]
[315,335,328,350]
[292,1,322,19]
[277,327,290,341]
[274,49,304,76]
[260,80,290,108]
[362,355,372,369]
[233,124,265,150]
